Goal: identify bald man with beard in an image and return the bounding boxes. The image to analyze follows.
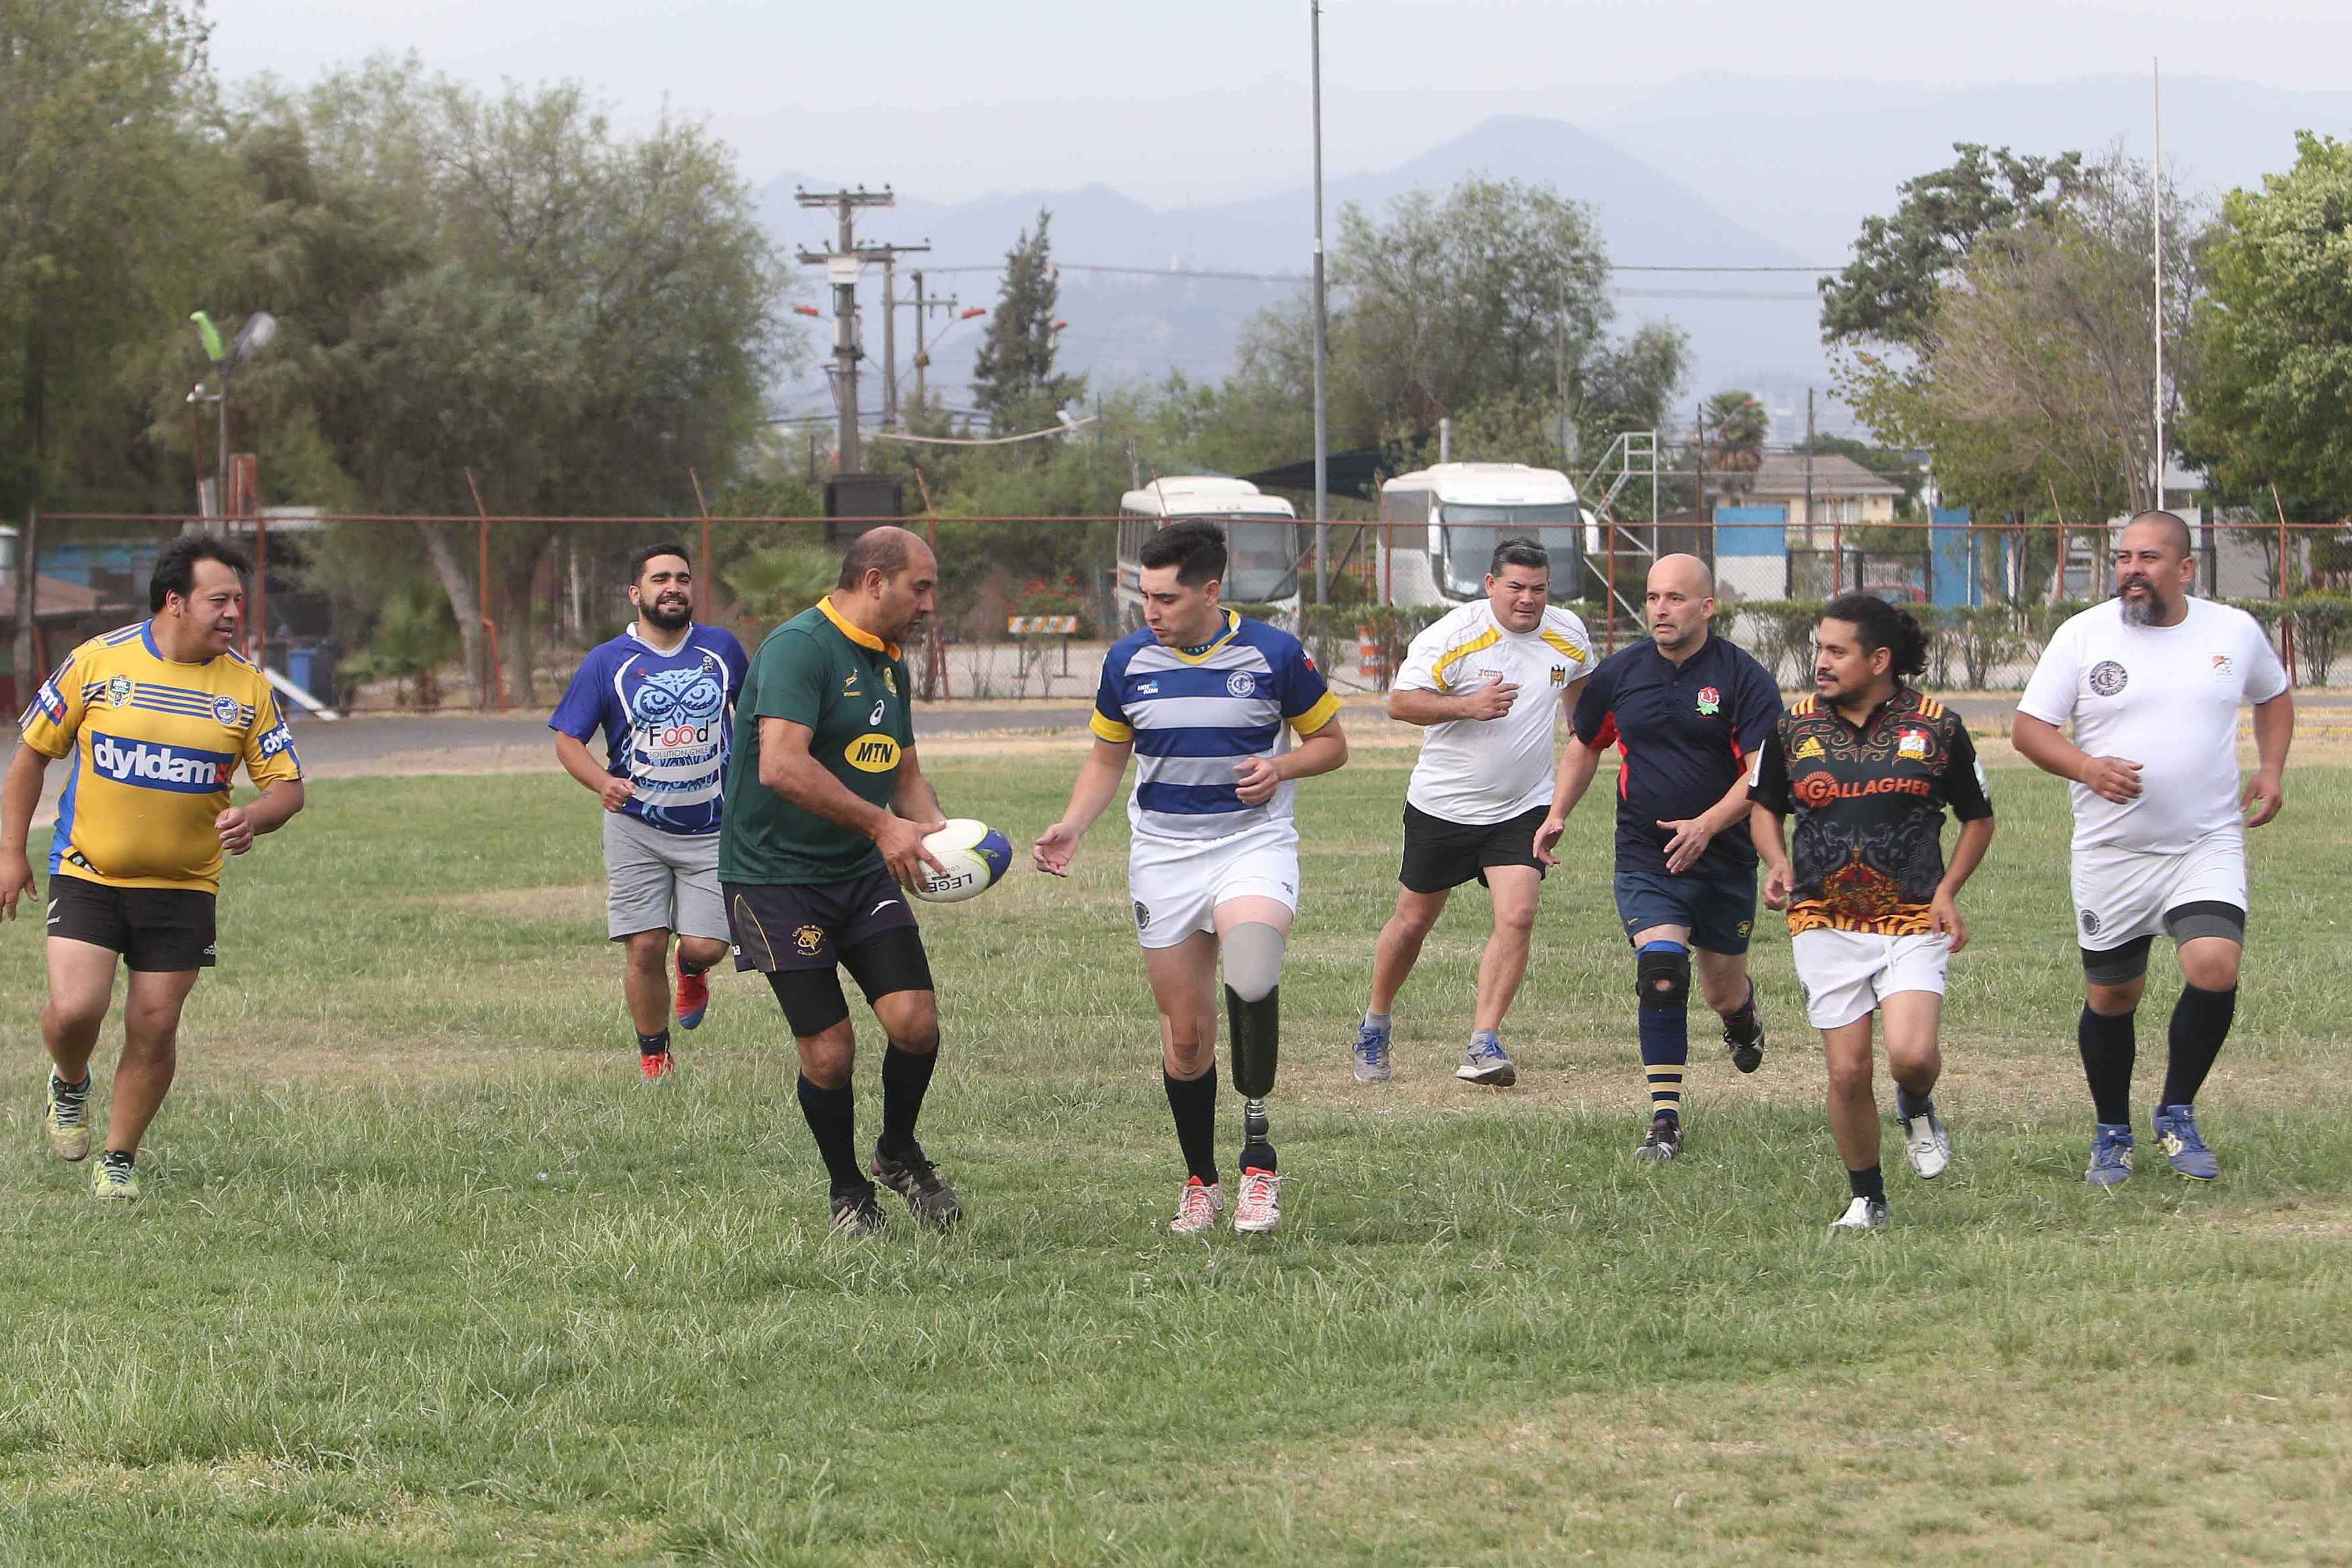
[1537,554,1784,1160]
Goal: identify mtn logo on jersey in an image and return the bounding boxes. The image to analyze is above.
[88,731,235,793]
[844,733,901,773]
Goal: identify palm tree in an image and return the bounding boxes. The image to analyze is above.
[1703,389,1768,504]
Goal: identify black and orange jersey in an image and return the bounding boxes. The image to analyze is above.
[1748,687,1992,936]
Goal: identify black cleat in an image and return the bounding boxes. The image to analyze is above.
[1723,1013,1764,1075]
[872,1142,963,1231]
[828,1183,889,1237]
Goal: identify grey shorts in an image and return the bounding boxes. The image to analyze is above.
[603,811,727,942]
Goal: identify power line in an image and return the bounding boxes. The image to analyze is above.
[907,261,1836,284]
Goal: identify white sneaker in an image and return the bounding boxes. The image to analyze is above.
[1233,1168,1282,1234]
[1170,1178,1226,1236]
[1901,1106,1950,1180]
[1831,1196,1889,1231]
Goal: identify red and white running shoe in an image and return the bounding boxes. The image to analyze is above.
[1170,1176,1226,1235]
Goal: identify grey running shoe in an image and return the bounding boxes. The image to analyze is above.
[1454,1031,1517,1087]
[1634,1115,1683,1162]
[829,1183,889,1237]
[1352,1020,1393,1083]
[872,1142,963,1230]
[45,1072,91,1162]
[1900,1105,1950,1179]
[1831,1196,1890,1231]
[2153,1105,2219,1181]
[2084,1129,2134,1188]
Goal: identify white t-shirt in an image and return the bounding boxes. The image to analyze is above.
[2017,597,2288,854]
[1393,601,1594,824]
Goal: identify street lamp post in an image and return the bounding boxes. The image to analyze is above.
[1309,0,1330,606]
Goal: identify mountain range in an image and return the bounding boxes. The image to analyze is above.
[763,71,2352,447]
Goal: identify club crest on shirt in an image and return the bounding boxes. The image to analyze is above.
[1794,735,1825,760]
[1696,685,1721,717]
[213,695,241,726]
[1226,672,1256,698]
[2088,660,2128,697]
[2210,652,2235,681]
[105,675,133,708]
[883,668,898,695]
[1550,665,1568,687]
[1897,728,1929,760]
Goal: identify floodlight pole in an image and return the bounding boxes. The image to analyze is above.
[2152,57,2165,507]
[1310,0,1330,606]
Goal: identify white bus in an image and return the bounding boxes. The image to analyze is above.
[1377,462,1594,607]
[1115,477,1302,630]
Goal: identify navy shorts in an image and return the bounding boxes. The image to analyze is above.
[1612,861,1757,955]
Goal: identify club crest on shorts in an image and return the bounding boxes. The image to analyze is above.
[1133,900,1152,931]
[2089,660,2128,697]
[1225,672,1256,698]
[794,924,825,955]
[2079,908,2102,936]
[1696,685,1721,716]
[105,675,133,708]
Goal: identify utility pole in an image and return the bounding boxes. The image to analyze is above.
[794,186,904,471]
[1309,0,1330,605]
[906,269,971,420]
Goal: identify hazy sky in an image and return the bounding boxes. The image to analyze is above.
[204,0,2351,207]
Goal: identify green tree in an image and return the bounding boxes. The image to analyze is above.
[969,208,1083,435]
[2185,132,2352,503]
[0,0,223,527]
[1842,155,2189,552]
[1702,388,1766,503]
[222,58,791,703]
[1822,143,2083,351]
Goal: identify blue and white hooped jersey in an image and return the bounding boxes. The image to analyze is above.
[1092,611,1341,842]
[550,623,749,836]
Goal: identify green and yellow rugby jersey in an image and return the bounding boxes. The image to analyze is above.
[719,597,916,885]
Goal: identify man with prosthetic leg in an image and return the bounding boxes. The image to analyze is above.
[1035,521,1347,1235]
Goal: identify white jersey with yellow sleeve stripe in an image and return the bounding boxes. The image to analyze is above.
[1392,601,1592,825]
[19,623,302,892]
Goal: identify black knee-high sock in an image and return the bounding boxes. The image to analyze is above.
[2078,1006,2136,1126]
[797,1074,867,1195]
[1720,978,1761,1044]
[879,1044,936,1158]
[2160,984,2237,1110]
[1164,1066,1220,1187]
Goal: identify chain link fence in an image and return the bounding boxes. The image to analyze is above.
[11,509,2348,715]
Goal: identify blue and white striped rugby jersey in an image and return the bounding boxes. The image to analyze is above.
[1090,610,1342,841]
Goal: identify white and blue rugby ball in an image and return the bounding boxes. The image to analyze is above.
[913,818,1014,904]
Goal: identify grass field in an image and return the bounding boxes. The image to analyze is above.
[3,738,2349,1566]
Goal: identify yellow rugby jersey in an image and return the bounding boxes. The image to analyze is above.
[19,623,303,893]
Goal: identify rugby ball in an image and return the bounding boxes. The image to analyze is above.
[912,818,1014,904]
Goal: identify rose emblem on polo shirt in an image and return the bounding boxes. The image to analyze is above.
[1696,686,1721,716]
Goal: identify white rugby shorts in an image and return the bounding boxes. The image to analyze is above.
[2071,828,2247,952]
[1792,927,1951,1030]
[1128,820,1300,950]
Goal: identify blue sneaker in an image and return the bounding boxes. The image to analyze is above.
[1454,1031,1516,1088]
[2153,1105,2220,1180]
[2085,1127,2134,1188]
[1351,1019,1393,1083]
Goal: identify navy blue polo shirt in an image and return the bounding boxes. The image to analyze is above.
[1571,632,1784,873]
